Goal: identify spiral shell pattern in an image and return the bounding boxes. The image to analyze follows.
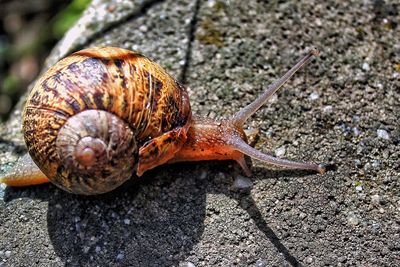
[55,110,137,194]
[22,47,191,194]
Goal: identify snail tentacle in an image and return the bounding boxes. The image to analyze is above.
[228,136,326,174]
[232,47,319,127]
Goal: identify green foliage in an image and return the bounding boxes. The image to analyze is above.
[52,0,91,38]
[2,75,20,95]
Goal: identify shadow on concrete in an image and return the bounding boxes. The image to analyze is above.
[5,167,205,266]
[3,160,319,266]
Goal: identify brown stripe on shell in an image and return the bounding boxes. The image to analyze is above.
[113,59,129,90]
[22,47,192,192]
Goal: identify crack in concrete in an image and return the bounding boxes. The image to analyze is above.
[179,0,201,84]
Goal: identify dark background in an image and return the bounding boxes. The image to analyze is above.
[0,0,90,121]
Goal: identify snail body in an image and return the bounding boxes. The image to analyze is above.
[1,47,325,195]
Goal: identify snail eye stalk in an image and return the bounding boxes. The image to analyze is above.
[232,47,320,127]
[228,47,324,174]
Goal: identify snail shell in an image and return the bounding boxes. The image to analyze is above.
[23,47,191,194]
[0,47,324,195]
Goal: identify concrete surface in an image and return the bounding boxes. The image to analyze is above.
[0,0,399,266]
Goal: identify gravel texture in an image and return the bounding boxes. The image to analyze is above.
[0,0,399,266]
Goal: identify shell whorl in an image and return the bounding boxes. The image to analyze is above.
[55,110,137,194]
[22,47,191,194]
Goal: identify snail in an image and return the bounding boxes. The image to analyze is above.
[0,47,325,195]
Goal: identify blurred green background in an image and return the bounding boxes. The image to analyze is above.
[0,0,91,122]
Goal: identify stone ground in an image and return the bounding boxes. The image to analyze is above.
[0,0,399,266]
